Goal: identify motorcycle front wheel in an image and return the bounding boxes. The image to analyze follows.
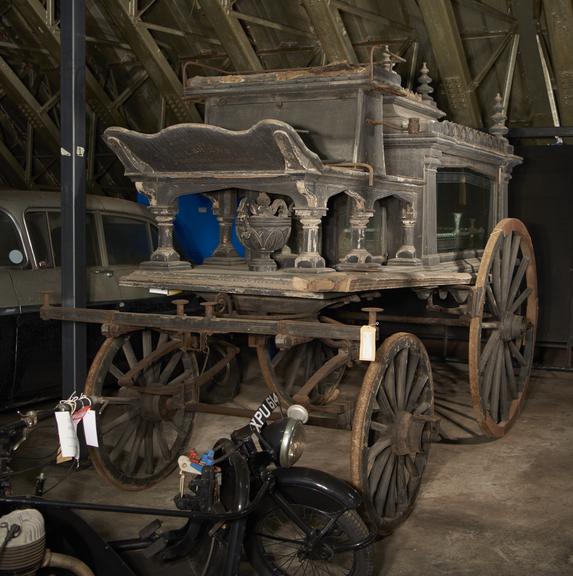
[246,501,374,575]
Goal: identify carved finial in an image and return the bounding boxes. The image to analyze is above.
[417,62,435,105]
[382,45,393,73]
[490,93,508,138]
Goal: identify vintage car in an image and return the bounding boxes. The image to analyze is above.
[0,190,159,409]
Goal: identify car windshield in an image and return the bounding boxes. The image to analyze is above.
[0,211,25,267]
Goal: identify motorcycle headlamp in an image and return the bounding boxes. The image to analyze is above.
[261,418,305,468]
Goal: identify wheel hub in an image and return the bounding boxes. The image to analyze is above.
[140,394,177,422]
[392,411,427,456]
[500,313,527,341]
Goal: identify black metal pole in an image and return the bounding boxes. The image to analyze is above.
[60,0,86,397]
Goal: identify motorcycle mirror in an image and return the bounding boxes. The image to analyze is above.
[287,404,309,424]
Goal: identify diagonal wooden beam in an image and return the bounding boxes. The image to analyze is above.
[542,0,573,126]
[13,0,126,128]
[333,0,412,34]
[510,0,554,126]
[417,0,482,128]
[302,0,358,64]
[97,0,201,123]
[198,0,263,71]
[0,137,27,188]
[0,56,59,150]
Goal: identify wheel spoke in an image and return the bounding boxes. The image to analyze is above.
[374,453,396,517]
[368,445,392,493]
[404,350,420,408]
[499,350,510,422]
[481,338,498,404]
[509,287,532,314]
[504,344,517,399]
[156,331,169,350]
[122,339,138,371]
[159,351,182,385]
[509,340,527,366]
[109,420,137,461]
[490,346,503,422]
[155,422,171,461]
[125,420,145,475]
[370,421,390,434]
[404,453,419,478]
[384,459,398,518]
[396,456,408,510]
[384,360,397,413]
[376,382,395,418]
[506,255,530,309]
[367,437,392,470]
[492,249,502,305]
[406,373,429,412]
[101,411,131,435]
[485,284,500,318]
[144,422,154,475]
[285,351,304,395]
[109,363,124,381]
[479,330,500,373]
[142,330,152,360]
[500,231,513,310]
[395,348,408,410]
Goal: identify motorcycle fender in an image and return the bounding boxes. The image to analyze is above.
[271,467,362,513]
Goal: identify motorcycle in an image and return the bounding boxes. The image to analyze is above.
[0,394,375,575]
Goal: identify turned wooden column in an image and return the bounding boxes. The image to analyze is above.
[204,190,245,267]
[338,210,381,270]
[388,202,421,266]
[144,202,190,269]
[293,207,330,270]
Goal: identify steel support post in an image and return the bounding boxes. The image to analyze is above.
[60,0,87,397]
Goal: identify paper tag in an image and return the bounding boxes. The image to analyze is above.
[55,411,80,459]
[83,409,99,447]
[359,325,377,362]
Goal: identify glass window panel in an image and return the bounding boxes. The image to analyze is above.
[25,211,53,268]
[103,215,151,265]
[436,168,492,253]
[48,212,99,267]
[365,201,387,260]
[0,211,25,267]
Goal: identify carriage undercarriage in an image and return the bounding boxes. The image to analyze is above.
[42,57,537,535]
[42,215,537,534]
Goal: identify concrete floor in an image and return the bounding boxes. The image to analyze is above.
[5,366,573,575]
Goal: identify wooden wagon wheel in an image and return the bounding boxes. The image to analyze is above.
[85,329,197,490]
[468,218,538,438]
[269,339,347,406]
[351,332,435,534]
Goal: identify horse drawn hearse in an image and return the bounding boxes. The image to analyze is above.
[42,50,537,534]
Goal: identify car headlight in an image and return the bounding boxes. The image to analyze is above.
[261,418,305,468]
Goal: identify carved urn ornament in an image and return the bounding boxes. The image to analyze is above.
[236,192,292,272]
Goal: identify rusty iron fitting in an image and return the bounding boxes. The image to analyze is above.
[201,301,217,319]
[172,299,189,318]
[362,307,383,327]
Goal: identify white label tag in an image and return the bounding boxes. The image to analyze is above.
[55,411,80,459]
[83,409,99,447]
[359,325,377,362]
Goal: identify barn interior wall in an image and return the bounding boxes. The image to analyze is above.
[509,144,573,369]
